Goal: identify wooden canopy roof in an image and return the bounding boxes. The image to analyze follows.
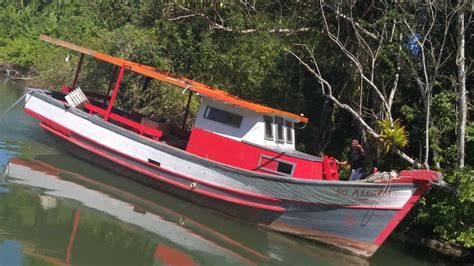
[39,34,308,123]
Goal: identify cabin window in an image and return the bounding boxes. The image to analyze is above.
[204,106,243,128]
[277,161,293,175]
[257,155,295,176]
[275,116,284,143]
[264,116,274,140]
[285,120,293,144]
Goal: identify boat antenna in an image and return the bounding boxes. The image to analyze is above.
[297,113,308,129]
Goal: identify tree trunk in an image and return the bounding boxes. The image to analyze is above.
[395,148,422,169]
[456,0,467,169]
[433,150,441,169]
[424,94,431,168]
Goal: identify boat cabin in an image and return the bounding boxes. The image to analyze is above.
[186,97,327,179]
[39,35,339,181]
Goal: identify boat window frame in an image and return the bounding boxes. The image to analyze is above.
[204,106,243,128]
[275,116,284,143]
[257,155,296,176]
[285,120,293,144]
[263,115,274,140]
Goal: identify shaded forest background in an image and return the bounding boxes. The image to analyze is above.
[0,0,472,253]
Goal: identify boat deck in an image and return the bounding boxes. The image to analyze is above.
[51,91,191,150]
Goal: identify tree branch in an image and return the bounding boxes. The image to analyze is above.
[325,4,379,40]
[168,5,313,34]
[319,0,392,119]
[287,48,422,168]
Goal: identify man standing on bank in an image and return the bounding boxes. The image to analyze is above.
[336,139,367,181]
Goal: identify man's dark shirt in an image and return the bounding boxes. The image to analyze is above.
[348,149,365,169]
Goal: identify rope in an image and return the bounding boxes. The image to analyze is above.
[0,89,48,123]
[360,171,394,225]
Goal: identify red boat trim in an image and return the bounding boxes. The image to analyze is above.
[375,178,426,184]
[65,208,81,264]
[285,202,402,211]
[37,121,284,212]
[372,182,431,245]
[25,107,413,211]
[339,205,400,210]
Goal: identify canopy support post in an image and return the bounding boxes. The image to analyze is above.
[72,53,84,89]
[181,90,193,129]
[105,64,126,122]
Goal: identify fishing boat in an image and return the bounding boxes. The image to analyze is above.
[23,35,442,258]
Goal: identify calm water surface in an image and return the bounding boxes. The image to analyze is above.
[0,78,457,265]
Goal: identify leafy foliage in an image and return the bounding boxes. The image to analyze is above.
[466,122,474,143]
[378,119,409,154]
[409,168,474,248]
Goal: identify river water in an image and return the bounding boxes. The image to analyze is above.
[0,77,456,266]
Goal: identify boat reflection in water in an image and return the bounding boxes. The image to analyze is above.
[3,156,368,265]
